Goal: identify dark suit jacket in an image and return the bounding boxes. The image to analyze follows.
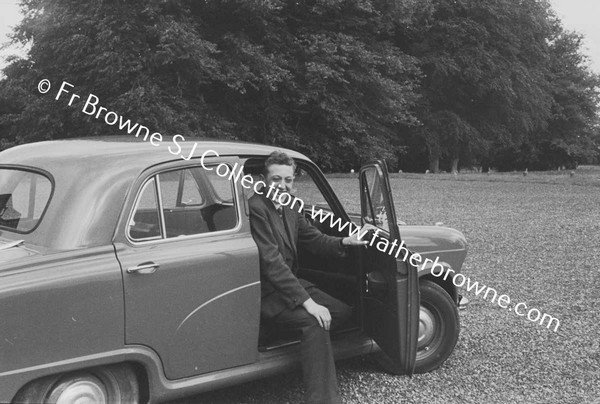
[249,192,347,318]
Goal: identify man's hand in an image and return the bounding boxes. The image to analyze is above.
[342,223,378,246]
[302,298,332,330]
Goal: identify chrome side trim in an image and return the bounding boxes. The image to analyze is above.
[0,240,24,251]
[176,281,261,332]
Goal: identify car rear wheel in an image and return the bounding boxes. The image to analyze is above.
[374,279,459,374]
[13,364,139,404]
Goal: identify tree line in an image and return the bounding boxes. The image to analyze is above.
[1,0,598,172]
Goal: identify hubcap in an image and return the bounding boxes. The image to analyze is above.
[50,379,107,404]
[418,306,436,350]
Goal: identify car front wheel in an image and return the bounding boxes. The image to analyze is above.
[374,279,459,374]
[414,279,460,373]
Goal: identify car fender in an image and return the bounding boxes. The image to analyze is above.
[416,259,459,304]
[0,247,125,402]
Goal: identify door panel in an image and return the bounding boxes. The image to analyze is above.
[360,161,419,375]
[114,235,260,380]
[114,161,261,380]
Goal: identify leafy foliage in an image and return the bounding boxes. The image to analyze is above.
[404,0,559,172]
[0,0,421,170]
[0,0,598,171]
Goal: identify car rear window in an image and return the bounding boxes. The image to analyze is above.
[0,168,53,233]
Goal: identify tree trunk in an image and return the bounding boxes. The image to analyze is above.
[451,157,459,173]
[429,157,439,173]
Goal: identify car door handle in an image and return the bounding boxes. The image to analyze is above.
[126,262,159,274]
[366,271,387,293]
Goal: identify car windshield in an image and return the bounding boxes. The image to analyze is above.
[0,168,52,233]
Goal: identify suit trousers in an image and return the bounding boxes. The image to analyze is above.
[270,285,353,404]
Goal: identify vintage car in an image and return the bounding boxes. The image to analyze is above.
[0,138,467,404]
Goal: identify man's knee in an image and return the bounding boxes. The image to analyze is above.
[303,314,323,330]
[271,306,323,330]
[302,317,330,344]
[306,287,352,324]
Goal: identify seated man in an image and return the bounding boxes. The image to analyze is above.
[248,151,367,404]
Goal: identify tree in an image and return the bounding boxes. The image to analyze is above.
[5,0,595,172]
[189,0,423,170]
[538,25,600,167]
[405,0,555,172]
[487,16,600,170]
[0,0,423,171]
[0,0,229,147]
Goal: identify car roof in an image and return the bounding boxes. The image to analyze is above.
[0,137,309,172]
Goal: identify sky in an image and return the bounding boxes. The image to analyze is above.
[0,0,23,72]
[1,0,600,73]
[550,0,600,73]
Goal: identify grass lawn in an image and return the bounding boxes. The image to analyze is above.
[170,168,600,404]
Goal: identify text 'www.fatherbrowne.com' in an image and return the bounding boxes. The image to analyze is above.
[308,206,561,333]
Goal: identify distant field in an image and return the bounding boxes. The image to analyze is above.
[170,170,600,404]
[328,165,600,189]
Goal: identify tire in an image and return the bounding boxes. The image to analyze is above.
[414,279,459,373]
[13,364,139,404]
[373,279,459,374]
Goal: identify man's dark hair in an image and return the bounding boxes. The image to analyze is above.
[264,151,295,175]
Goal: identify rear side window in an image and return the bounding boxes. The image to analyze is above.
[0,168,53,233]
[128,178,162,241]
[128,165,238,242]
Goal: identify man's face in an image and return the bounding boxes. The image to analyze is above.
[264,164,294,200]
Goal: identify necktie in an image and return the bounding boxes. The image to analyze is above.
[278,206,291,245]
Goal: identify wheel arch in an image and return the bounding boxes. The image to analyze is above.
[417,260,459,304]
[420,274,457,304]
[11,361,146,404]
[3,347,163,404]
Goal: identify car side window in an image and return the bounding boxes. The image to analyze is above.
[159,169,204,208]
[293,167,348,236]
[128,178,162,241]
[293,168,331,211]
[207,170,234,203]
[128,165,238,242]
[361,166,390,233]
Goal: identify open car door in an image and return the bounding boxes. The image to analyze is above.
[359,161,419,375]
